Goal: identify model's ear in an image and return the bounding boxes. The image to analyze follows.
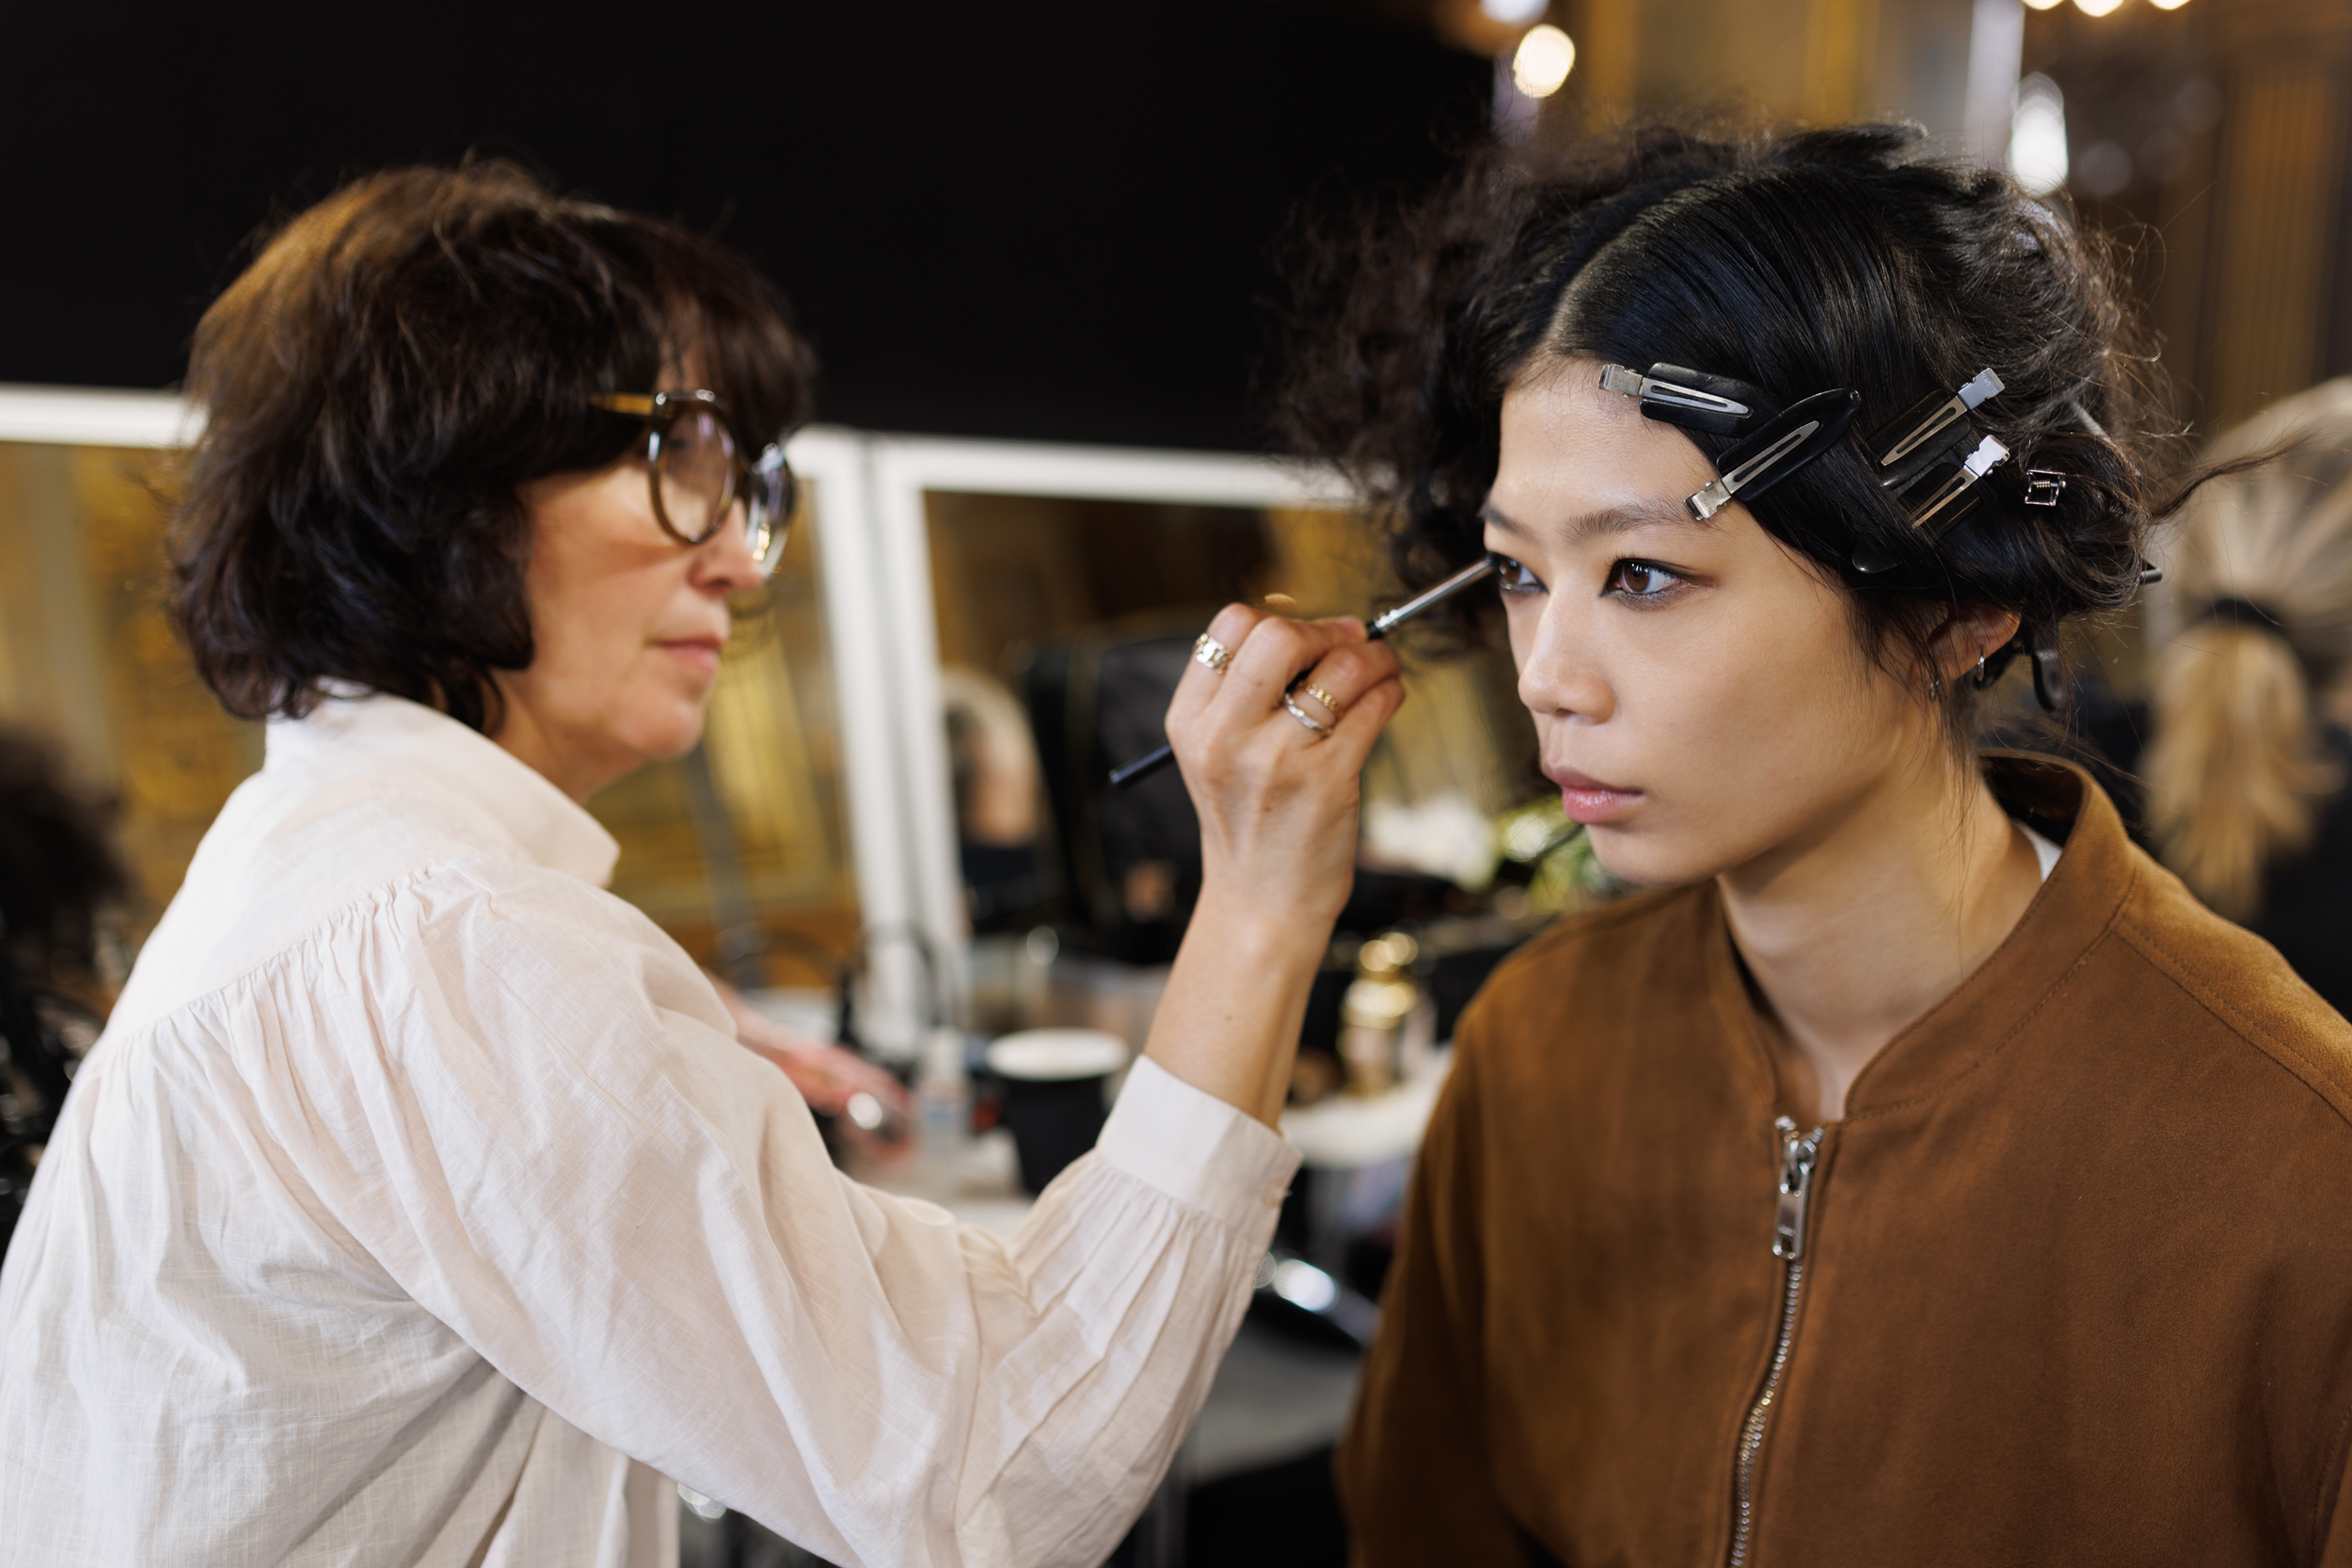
[1934,605,2024,685]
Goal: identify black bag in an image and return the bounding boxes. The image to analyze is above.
[1021,614,1210,964]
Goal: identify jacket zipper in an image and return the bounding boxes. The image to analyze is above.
[1726,1116,1823,1568]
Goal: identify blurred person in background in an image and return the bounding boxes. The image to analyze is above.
[941,666,1050,930]
[0,729,124,1256]
[1282,122,2352,1564]
[2131,378,2352,1015]
[0,161,1406,1567]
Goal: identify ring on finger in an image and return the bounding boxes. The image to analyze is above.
[1280,692,1332,739]
[1298,682,1346,721]
[1193,633,1233,674]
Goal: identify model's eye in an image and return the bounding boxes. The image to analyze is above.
[1606,560,1683,599]
[1490,552,1546,594]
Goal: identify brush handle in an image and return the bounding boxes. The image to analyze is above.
[1104,556,1498,790]
[1106,743,1176,789]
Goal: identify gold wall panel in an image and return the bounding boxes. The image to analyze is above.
[0,444,860,979]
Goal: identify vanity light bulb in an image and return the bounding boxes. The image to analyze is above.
[2074,0,2124,15]
[1512,24,1576,99]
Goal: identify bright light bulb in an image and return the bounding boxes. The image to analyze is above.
[1513,24,1576,99]
[2074,0,2123,14]
[2148,0,2187,10]
[1481,0,1549,22]
[2023,0,2061,9]
[2009,74,2070,197]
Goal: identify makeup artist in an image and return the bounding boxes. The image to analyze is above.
[1285,123,2352,1564]
[0,162,1402,1567]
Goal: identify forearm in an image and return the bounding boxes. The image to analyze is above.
[1143,885,1328,1126]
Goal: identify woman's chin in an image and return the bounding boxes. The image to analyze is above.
[1584,825,1719,892]
[617,701,711,766]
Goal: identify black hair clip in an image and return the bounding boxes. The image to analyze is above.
[1904,435,2011,538]
[1600,363,1860,521]
[1976,621,2067,712]
[1867,369,2003,487]
[1597,363,1772,436]
[1851,368,2013,574]
[1684,390,1864,522]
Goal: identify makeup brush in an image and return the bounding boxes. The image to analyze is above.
[1106,554,1499,790]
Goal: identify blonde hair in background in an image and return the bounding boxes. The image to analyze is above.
[2146,378,2352,918]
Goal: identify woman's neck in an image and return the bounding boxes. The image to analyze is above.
[1717,753,2046,1125]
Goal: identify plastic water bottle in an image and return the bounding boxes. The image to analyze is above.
[915,1026,971,1174]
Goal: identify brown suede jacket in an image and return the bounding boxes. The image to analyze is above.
[1340,758,2352,1566]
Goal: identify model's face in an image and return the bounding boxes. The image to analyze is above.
[494,451,762,800]
[1486,357,1931,888]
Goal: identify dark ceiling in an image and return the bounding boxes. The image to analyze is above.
[2,1,1487,450]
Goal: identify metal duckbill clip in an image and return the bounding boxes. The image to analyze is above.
[1904,434,2011,538]
[1598,362,1773,436]
[1850,368,2013,575]
[1867,368,2003,480]
[1684,389,1864,522]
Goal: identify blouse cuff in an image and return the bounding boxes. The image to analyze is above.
[1094,1057,1301,1228]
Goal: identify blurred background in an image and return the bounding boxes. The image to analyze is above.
[5,0,2347,1562]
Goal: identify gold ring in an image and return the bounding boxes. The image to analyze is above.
[1193,633,1232,673]
[1300,683,1345,720]
[1280,692,1331,737]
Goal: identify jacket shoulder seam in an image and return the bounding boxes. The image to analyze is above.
[2113,913,2352,1131]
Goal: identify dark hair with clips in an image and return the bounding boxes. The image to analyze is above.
[172,158,816,734]
[1271,120,2183,741]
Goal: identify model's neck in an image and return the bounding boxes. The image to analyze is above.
[1717,752,2044,1125]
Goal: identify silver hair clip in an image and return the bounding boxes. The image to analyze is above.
[2023,470,2066,507]
[1904,434,2011,537]
[1599,362,1771,436]
[1851,368,2013,574]
[1685,389,1864,522]
[1869,368,2003,474]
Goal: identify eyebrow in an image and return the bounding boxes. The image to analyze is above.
[1478,499,1713,545]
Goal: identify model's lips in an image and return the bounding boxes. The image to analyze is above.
[1545,764,1642,826]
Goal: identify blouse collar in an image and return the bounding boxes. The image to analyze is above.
[263,691,621,888]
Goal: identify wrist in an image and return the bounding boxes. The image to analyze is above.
[1187,884,1337,966]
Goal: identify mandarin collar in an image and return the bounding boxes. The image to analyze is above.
[263,692,621,888]
[1703,755,2137,1123]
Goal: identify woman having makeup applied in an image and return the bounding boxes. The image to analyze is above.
[0,162,1403,1567]
[1280,124,2352,1565]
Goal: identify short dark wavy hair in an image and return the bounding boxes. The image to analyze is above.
[172,159,816,733]
[1273,121,2185,732]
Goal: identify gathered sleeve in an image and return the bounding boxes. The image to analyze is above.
[216,859,1297,1568]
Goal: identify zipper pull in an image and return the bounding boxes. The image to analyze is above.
[1772,1116,1823,1260]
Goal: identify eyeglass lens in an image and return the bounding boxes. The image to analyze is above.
[746,451,793,574]
[655,407,739,543]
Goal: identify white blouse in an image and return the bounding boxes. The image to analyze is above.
[0,694,1297,1568]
